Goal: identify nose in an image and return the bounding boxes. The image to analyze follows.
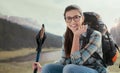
[71,18,76,24]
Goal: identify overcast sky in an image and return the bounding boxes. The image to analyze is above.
[0,0,120,36]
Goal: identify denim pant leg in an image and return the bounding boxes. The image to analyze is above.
[63,64,98,73]
[41,63,64,73]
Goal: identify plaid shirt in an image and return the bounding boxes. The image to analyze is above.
[56,29,108,73]
[57,30,103,65]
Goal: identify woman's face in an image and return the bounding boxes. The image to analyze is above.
[65,10,84,32]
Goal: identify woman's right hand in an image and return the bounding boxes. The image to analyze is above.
[32,62,42,72]
[73,25,87,37]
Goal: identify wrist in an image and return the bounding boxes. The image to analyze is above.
[74,34,81,38]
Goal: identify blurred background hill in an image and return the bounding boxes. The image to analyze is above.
[0,15,62,50]
[110,18,120,46]
[1,14,120,51]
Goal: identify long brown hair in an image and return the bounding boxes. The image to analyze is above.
[64,5,82,57]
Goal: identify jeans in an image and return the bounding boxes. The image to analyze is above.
[41,64,98,73]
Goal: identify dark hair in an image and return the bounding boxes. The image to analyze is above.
[83,12,100,30]
[64,5,82,57]
[64,5,82,18]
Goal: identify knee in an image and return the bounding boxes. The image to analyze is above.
[41,64,53,73]
[63,64,74,73]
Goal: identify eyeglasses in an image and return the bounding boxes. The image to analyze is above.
[65,15,81,23]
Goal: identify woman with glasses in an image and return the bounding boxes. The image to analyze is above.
[33,5,107,73]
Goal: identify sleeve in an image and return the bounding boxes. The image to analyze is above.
[55,37,71,65]
[70,31,102,65]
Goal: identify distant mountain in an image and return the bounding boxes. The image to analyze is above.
[0,15,62,50]
[110,21,120,46]
[0,15,40,29]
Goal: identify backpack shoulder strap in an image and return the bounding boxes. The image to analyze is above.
[81,28,93,49]
[106,31,120,53]
[86,28,94,40]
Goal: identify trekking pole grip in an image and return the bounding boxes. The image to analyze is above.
[33,24,46,73]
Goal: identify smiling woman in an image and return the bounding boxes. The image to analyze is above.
[0,1,120,73]
[32,5,108,73]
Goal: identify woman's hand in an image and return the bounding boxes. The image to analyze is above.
[71,25,87,54]
[32,62,42,72]
[72,25,87,37]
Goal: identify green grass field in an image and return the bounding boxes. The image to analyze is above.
[0,48,120,73]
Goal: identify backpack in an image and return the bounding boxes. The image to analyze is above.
[83,12,120,67]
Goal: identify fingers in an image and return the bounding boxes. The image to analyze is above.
[32,62,42,72]
[37,66,42,72]
[32,62,36,70]
[32,62,38,69]
[79,25,87,33]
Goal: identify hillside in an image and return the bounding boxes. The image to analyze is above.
[0,16,62,50]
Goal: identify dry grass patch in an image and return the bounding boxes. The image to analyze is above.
[0,48,35,60]
[0,61,54,73]
[0,61,33,73]
[0,48,60,60]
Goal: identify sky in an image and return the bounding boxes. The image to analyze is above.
[0,0,120,36]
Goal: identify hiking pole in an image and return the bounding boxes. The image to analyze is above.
[34,24,46,73]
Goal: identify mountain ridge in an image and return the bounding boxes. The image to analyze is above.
[0,15,62,50]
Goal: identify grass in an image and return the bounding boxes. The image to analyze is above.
[0,48,60,60]
[0,48,35,60]
[0,61,33,73]
[0,48,120,73]
[0,48,60,73]
[0,60,54,73]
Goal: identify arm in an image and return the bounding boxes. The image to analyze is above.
[71,35,81,54]
[71,25,87,54]
[70,31,102,64]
